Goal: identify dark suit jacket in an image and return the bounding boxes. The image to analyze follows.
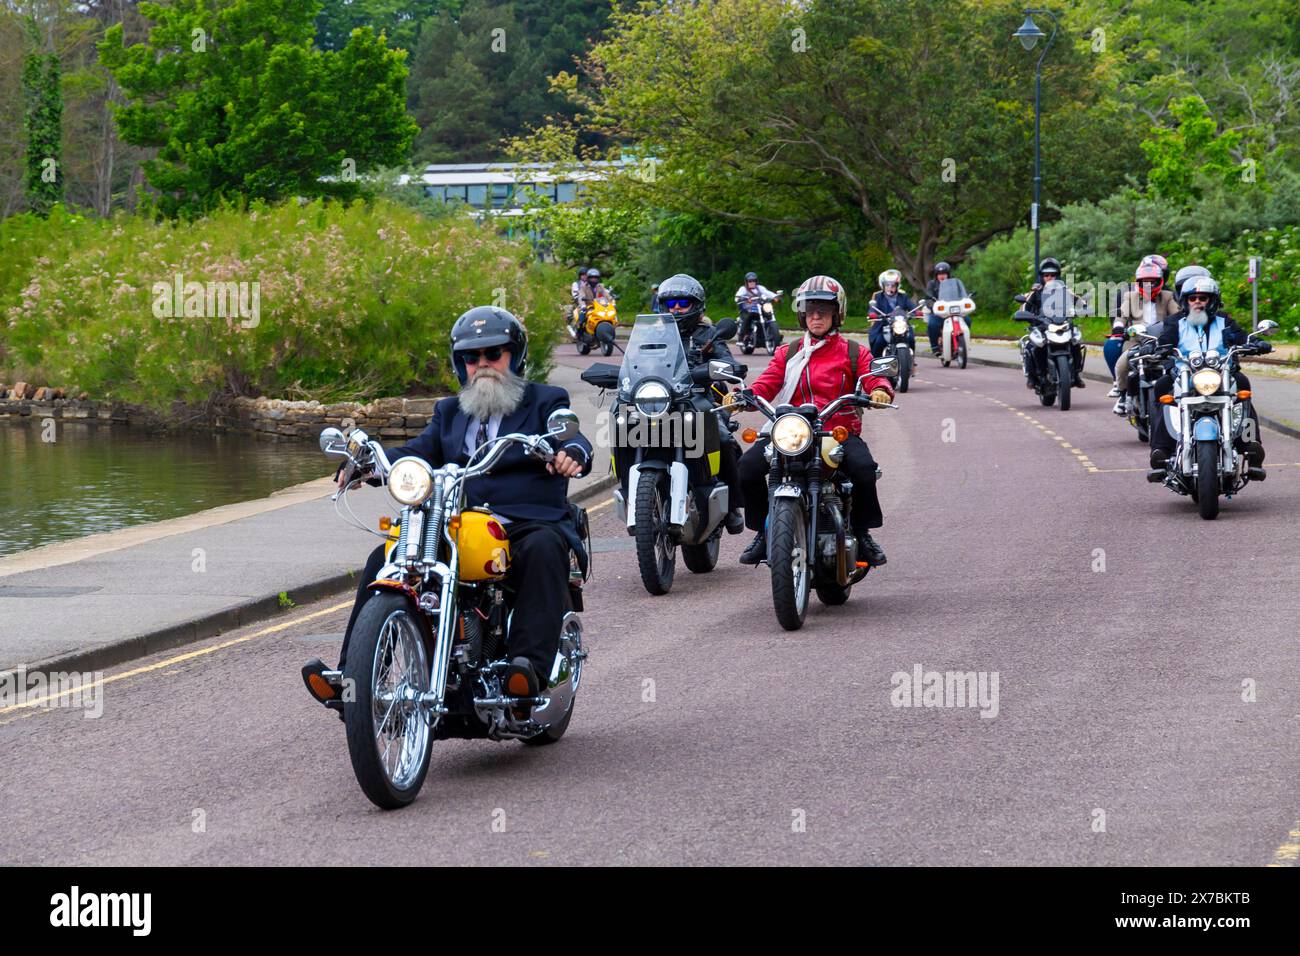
[387,383,593,539]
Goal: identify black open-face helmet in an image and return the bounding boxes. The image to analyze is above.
[658,273,707,335]
[933,261,952,276]
[1038,257,1062,280]
[450,306,528,386]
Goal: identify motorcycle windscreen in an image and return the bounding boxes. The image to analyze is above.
[1039,279,1076,320]
[937,277,968,301]
[618,313,690,397]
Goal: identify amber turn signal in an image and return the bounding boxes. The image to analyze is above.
[831,426,849,442]
[741,427,758,443]
[1238,389,1252,399]
[378,516,392,532]
[1158,394,1175,405]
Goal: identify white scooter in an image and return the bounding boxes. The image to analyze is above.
[930,277,975,368]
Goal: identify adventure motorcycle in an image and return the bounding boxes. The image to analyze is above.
[1149,320,1278,520]
[869,302,925,392]
[731,355,898,631]
[1015,280,1084,411]
[738,289,784,355]
[930,278,974,369]
[314,412,590,809]
[581,314,745,595]
[572,294,618,356]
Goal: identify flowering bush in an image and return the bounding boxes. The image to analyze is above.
[2,200,566,406]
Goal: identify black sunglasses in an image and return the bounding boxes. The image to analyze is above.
[662,298,695,310]
[1185,294,1211,303]
[460,345,506,364]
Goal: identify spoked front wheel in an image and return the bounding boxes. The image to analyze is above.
[343,593,434,810]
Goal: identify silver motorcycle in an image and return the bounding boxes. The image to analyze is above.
[315,410,589,808]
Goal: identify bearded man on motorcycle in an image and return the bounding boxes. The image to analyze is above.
[1148,275,1269,476]
[735,275,894,568]
[868,269,919,358]
[656,272,747,535]
[302,307,594,711]
[1110,257,1180,413]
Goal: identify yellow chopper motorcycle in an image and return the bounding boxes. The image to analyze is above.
[315,411,589,809]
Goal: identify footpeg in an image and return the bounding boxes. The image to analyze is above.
[1146,469,1166,483]
[1248,466,1267,481]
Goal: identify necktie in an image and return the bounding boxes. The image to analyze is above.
[474,417,489,452]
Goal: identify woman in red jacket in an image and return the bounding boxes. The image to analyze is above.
[736,274,895,567]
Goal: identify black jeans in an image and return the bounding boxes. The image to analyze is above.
[339,520,570,681]
[738,434,883,534]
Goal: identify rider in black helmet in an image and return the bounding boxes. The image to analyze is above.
[653,273,746,534]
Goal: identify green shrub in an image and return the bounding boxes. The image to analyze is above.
[2,199,566,406]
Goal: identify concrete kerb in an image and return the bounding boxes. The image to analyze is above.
[0,473,618,683]
[967,353,1300,442]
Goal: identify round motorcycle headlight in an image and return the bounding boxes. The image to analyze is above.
[632,380,671,418]
[1204,351,1222,368]
[1188,350,1205,369]
[388,457,435,506]
[892,318,908,335]
[771,414,814,455]
[1192,369,1223,396]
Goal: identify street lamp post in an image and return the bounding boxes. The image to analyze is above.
[1013,9,1059,274]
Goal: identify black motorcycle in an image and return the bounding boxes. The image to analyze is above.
[730,355,897,631]
[738,289,783,355]
[868,303,924,393]
[581,315,745,595]
[1123,324,1170,443]
[1014,280,1085,411]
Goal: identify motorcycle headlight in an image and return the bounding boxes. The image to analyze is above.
[1204,351,1222,368]
[388,457,435,506]
[892,318,909,335]
[1028,328,1046,348]
[771,414,813,456]
[632,380,671,418]
[1192,369,1222,396]
[1071,326,1082,344]
[1188,350,1205,369]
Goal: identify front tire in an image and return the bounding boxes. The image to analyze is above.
[1196,440,1220,520]
[634,474,676,595]
[957,337,968,369]
[1055,355,1072,411]
[897,347,912,392]
[343,593,434,810]
[577,340,591,356]
[768,498,810,631]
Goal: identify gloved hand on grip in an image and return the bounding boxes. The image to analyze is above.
[870,388,893,406]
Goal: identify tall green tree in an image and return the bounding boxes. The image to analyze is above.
[22,43,62,215]
[566,0,1136,288]
[407,0,609,163]
[99,0,419,217]
[314,0,457,53]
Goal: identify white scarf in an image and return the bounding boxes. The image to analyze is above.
[763,332,831,433]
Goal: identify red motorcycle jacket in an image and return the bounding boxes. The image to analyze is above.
[749,333,893,436]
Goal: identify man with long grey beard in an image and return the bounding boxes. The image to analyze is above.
[1148,275,1270,479]
[302,306,593,711]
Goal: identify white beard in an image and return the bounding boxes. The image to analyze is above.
[458,368,526,421]
[1187,307,1209,326]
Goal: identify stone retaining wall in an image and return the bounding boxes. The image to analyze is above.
[0,386,443,441]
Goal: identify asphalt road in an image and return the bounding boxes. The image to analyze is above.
[3,355,1298,866]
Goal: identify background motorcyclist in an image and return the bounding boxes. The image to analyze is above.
[1110,257,1179,413]
[571,266,588,304]
[1022,257,1087,388]
[734,271,779,343]
[303,307,593,709]
[655,272,746,534]
[734,274,894,569]
[923,261,971,355]
[649,283,661,313]
[868,268,919,358]
[1147,275,1268,476]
